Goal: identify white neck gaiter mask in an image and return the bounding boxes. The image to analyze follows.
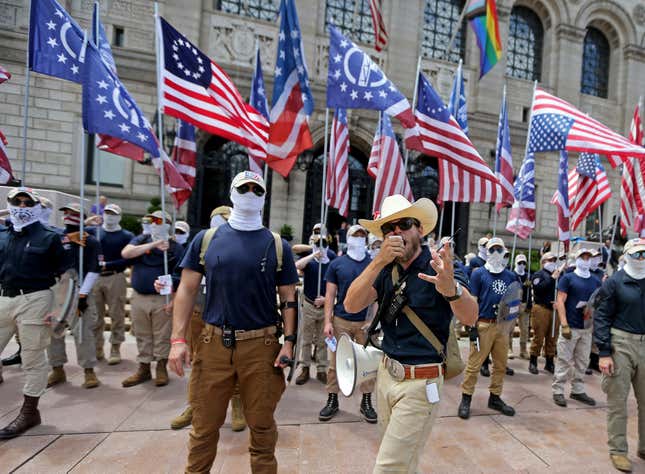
[175,234,189,245]
[544,262,557,273]
[313,245,330,264]
[9,205,40,231]
[574,258,591,278]
[369,248,380,259]
[39,207,52,226]
[142,223,152,235]
[210,214,227,229]
[150,223,170,242]
[514,264,526,276]
[478,245,488,261]
[102,214,122,232]
[590,256,601,271]
[624,258,645,280]
[346,236,366,261]
[228,188,264,231]
[485,252,506,274]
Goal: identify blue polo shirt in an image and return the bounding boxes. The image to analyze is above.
[325,254,371,321]
[470,267,520,319]
[302,249,337,301]
[128,234,183,295]
[180,224,299,330]
[557,272,601,329]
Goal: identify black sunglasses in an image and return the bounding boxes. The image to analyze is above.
[629,250,645,260]
[380,218,419,236]
[237,183,265,197]
[9,196,36,207]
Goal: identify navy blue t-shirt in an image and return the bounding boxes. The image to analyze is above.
[466,255,486,277]
[128,234,183,294]
[302,249,337,301]
[470,267,520,319]
[557,272,601,329]
[180,224,299,330]
[90,227,134,273]
[325,254,371,321]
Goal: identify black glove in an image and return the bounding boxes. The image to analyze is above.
[78,296,88,314]
[468,326,479,342]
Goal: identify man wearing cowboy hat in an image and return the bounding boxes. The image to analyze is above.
[344,195,477,473]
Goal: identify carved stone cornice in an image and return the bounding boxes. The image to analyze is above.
[555,24,585,43]
[624,44,645,62]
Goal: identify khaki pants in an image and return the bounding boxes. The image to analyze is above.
[0,289,54,397]
[130,292,171,363]
[326,316,374,394]
[601,328,645,455]
[187,327,285,474]
[297,300,327,372]
[530,304,560,357]
[93,272,127,350]
[552,327,592,395]
[508,304,530,351]
[461,320,511,396]
[48,293,98,369]
[374,361,442,474]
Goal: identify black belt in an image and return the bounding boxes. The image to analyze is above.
[304,296,316,305]
[100,270,123,276]
[0,287,47,298]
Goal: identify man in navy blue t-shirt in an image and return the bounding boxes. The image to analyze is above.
[319,224,375,423]
[168,171,299,473]
[552,248,601,407]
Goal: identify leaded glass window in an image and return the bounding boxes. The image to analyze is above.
[326,0,374,45]
[581,27,610,98]
[422,0,466,63]
[506,6,543,81]
[215,0,280,22]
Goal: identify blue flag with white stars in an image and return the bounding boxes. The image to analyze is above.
[576,152,600,179]
[513,152,535,203]
[82,43,159,158]
[448,65,468,134]
[528,112,575,153]
[250,47,270,121]
[29,0,86,83]
[92,2,117,74]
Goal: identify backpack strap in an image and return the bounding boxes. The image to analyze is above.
[199,227,219,267]
[271,232,283,273]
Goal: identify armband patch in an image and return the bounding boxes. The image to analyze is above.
[280,301,298,310]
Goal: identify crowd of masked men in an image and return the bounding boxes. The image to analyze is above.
[0,175,644,474]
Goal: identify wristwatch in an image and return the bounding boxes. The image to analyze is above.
[284,334,297,343]
[445,282,463,302]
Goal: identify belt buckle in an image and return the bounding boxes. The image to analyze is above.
[386,357,405,382]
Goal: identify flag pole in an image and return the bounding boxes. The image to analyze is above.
[492,207,498,237]
[527,233,532,272]
[493,83,507,238]
[552,239,561,338]
[78,124,87,344]
[403,55,422,170]
[154,2,170,301]
[438,203,445,238]
[607,214,618,274]
[94,1,101,241]
[444,3,469,61]
[448,59,463,239]
[317,108,330,297]
[20,12,32,184]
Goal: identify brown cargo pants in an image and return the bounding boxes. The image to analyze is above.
[530,304,560,358]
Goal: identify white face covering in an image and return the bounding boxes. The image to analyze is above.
[478,245,488,261]
[175,233,189,245]
[39,207,52,226]
[228,188,265,231]
[543,262,557,273]
[515,262,526,275]
[312,245,330,264]
[210,214,227,229]
[574,258,591,278]
[150,223,170,241]
[9,205,40,231]
[589,256,601,271]
[485,251,506,274]
[142,223,152,235]
[624,257,645,280]
[346,235,366,261]
[368,247,380,259]
[103,213,121,232]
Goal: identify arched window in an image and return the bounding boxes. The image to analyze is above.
[580,27,610,98]
[326,0,374,45]
[422,0,466,63]
[215,0,280,22]
[506,6,544,81]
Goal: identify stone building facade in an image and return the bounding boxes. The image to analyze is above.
[1,0,645,253]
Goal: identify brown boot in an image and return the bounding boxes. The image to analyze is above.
[108,344,121,365]
[96,346,105,361]
[155,359,169,387]
[316,370,327,384]
[47,366,66,388]
[610,454,632,472]
[0,395,41,439]
[295,366,310,385]
[122,363,151,387]
[82,368,100,389]
[230,394,246,432]
[170,406,193,430]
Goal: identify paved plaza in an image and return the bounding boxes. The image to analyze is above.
[0,335,643,473]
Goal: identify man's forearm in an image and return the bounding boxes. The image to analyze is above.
[450,290,478,326]
[556,303,568,326]
[171,284,199,340]
[122,242,155,259]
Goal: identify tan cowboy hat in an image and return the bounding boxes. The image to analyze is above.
[359,195,437,239]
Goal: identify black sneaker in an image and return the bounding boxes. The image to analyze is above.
[480,364,490,377]
[318,393,339,421]
[553,394,567,407]
[570,392,596,406]
[528,356,539,375]
[544,357,555,374]
[1,348,21,366]
[458,394,472,419]
[488,394,515,416]
[505,367,514,376]
[360,393,377,424]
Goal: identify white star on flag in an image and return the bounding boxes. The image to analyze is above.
[46,21,56,30]
[97,80,109,89]
[104,110,115,119]
[118,123,130,133]
[47,37,58,47]
[57,53,66,63]
[96,95,107,104]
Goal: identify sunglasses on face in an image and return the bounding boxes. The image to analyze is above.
[313,229,321,235]
[489,246,505,254]
[150,217,164,225]
[9,197,36,207]
[629,251,645,260]
[518,262,527,266]
[380,218,419,236]
[236,183,265,197]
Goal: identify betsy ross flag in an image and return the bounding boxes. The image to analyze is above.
[369,114,413,214]
[369,0,388,52]
[267,0,313,178]
[506,152,535,239]
[415,73,499,203]
[550,151,571,249]
[620,104,645,237]
[249,47,269,175]
[568,153,611,231]
[495,91,514,211]
[0,131,15,184]
[326,109,350,217]
[529,88,645,166]
[157,17,268,165]
[0,64,11,84]
[169,120,197,208]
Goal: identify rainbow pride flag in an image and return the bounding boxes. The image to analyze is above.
[465,0,502,78]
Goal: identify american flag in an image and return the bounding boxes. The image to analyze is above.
[368,0,388,52]
[0,64,11,84]
[170,120,197,209]
[495,92,514,211]
[568,153,611,231]
[369,114,413,214]
[249,46,270,175]
[326,109,350,217]
[529,88,645,167]
[0,131,15,184]
[414,73,499,202]
[550,151,571,249]
[267,0,313,178]
[620,104,645,237]
[157,17,268,166]
[506,152,535,239]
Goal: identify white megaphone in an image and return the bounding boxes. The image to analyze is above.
[336,333,383,397]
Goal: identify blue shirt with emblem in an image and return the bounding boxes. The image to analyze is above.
[557,272,601,329]
[470,267,520,319]
[128,234,184,295]
[180,224,299,330]
[325,254,371,321]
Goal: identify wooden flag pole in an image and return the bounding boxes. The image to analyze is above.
[403,55,422,170]
[317,108,330,297]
